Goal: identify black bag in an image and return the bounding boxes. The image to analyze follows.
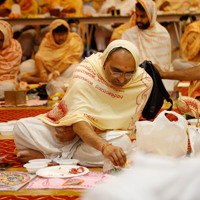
[139,60,173,120]
[27,84,48,100]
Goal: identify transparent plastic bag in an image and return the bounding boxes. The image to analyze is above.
[46,77,68,99]
[136,111,188,157]
[188,127,200,156]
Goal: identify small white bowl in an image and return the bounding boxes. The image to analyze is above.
[24,163,48,174]
[0,126,13,136]
[57,159,79,165]
[29,159,51,164]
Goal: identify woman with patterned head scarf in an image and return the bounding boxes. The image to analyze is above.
[20,19,84,83]
[0,20,22,100]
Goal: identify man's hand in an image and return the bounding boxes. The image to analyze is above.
[54,126,76,142]
[72,121,127,166]
[48,71,59,81]
[40,71,48,82]
[102,144,127,167]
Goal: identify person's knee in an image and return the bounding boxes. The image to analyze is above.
[13,118,28,138]
[13,120,23,135]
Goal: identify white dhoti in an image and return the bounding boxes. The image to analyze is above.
[19,59,79,80]
[13,117,133,166]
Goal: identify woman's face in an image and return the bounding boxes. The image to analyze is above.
[0,31,4,49]
[53,31,68,45]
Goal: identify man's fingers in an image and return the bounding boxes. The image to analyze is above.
[108,149,127,166]
[114,151,127,166]
[118,151,127,166]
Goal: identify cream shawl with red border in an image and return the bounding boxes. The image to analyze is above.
[39,40,153,132]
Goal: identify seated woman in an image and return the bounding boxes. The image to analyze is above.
[2,0,39,61]
[20,19,84,83]
[172,21,200,71]
[156,0,191,12]
[0,20,22,100]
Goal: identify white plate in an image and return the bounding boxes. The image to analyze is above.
[29,159,52,164]
[36,165,89,178]
[56,159,79,165]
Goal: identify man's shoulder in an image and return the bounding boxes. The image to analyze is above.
[122,26,137,37]
[156,22,170,34]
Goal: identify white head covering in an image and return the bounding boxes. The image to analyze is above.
[101,39,140,69]
[137,0,157,27]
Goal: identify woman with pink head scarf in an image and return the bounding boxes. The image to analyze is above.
[0,20,22,99]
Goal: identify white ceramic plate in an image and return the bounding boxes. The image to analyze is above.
[56,159,79,165]
[36,165,89,178]
[29,159,52,164]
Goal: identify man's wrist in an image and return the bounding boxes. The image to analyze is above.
[100,142,112,154]
[40,70,47,74]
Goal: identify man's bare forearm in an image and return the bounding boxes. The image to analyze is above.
[73,121,106,151]
[161,66,200,81]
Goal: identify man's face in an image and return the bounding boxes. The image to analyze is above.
[136,6,150,29]
[53,31,68,45]
[104,49,136,88]
[0,31,4,49]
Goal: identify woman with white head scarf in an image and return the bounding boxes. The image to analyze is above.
[13,40,153,166]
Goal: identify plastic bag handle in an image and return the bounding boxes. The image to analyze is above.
[154,110,187,127]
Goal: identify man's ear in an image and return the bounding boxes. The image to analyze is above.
[103,62,106,70]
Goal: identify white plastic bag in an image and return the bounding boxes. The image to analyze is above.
[188,127,200,156]
[136,111,188,157]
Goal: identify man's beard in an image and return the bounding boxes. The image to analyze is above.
[136,21,150,30]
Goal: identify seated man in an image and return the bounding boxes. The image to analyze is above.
[13,40,153,167]
[172,21,200,71]
[0,20,22,100]
[122,0,171,72]
[20,19,84,83]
